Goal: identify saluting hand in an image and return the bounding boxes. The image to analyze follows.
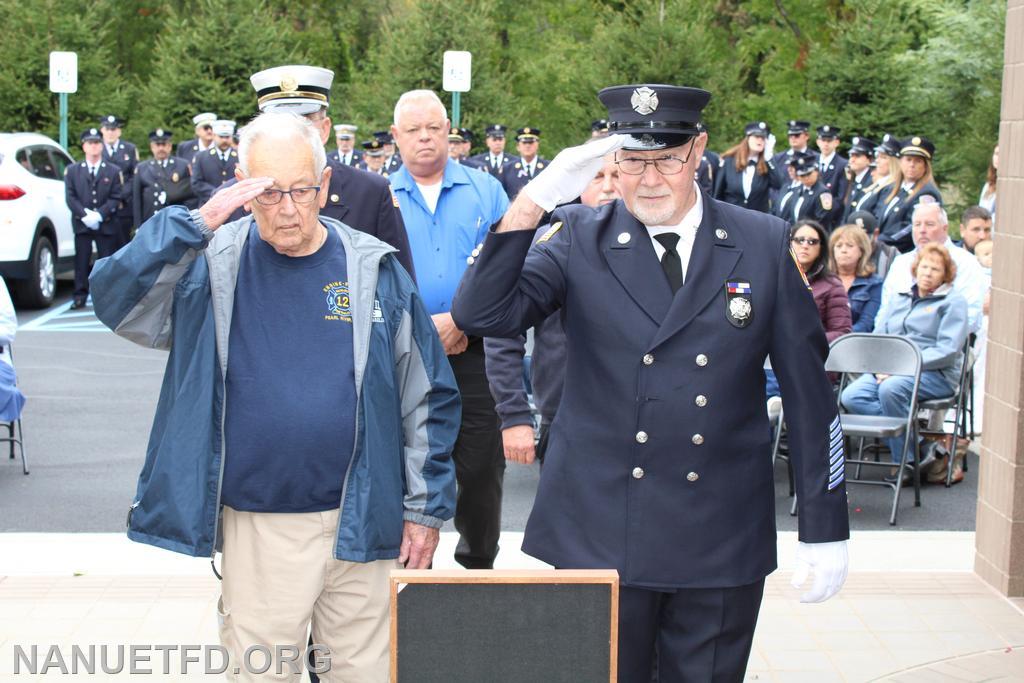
[198,176,274,231]
[523,134,627,211]
[502,425,536,464]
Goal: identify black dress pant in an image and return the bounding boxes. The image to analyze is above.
[448,338,505,569]
[113,214,134,248]
[618,579,765,683]
[73,231,118,301]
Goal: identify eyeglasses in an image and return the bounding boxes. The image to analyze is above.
[615,156,686,176]
[791,236,821,246]
[200,125,212,131]
[254,186,322,206]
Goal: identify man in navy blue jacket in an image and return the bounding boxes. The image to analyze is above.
[452,84,850,682]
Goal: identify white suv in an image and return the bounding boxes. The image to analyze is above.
[0,133,76,307]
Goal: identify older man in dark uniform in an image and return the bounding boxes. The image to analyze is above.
[452,84,849,682]
[242,65,415,277]
[133,129,194,229]
[190,120,237,204]
[65,128,125,309]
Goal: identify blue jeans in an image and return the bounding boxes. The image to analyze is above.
[840,371,954,464]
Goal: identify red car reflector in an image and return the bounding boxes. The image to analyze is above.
[0,185,26,200]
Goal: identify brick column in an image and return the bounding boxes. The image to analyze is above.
[975,0,1024,597]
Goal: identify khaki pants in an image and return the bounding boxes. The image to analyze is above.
[218,506,395,682]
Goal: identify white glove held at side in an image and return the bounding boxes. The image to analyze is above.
[523,134,628,211]
[791,540,848,603]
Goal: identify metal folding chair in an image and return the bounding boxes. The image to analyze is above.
[831,334,922,525]
[1,344,28,475]
[918,339,976,486]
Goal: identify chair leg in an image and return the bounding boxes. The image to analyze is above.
[5,421,13,459]
[790,492,797,516]
[889,427,917,526]
[854,437,865,479]
[16,419,27,475]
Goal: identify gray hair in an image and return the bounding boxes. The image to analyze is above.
[393,89,448,126]
[911,199,948,226]
[237,111,327,177]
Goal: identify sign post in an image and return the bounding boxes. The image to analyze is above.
[442,51,472,127]
[49,51,78,151]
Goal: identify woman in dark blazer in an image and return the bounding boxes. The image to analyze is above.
[712,121,781,214]
[876,136,943,252]
[829,224,882,332]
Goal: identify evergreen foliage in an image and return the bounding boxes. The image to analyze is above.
[0,0,1005,213]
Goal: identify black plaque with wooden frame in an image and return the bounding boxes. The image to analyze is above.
[390,569,619,683]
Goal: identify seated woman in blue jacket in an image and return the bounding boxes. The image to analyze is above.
[829,224,882,332]
[840,242,968,474]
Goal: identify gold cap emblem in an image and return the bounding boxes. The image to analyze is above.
[912,136,921,146]
[279,74,299,93]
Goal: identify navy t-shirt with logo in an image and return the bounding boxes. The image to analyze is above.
[222,223,357,513]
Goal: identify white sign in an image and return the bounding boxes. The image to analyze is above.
[49,51,78,93]
[442,51,472,93]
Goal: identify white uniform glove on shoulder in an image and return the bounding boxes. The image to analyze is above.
[523,134,628,211]
[791,539,848,603]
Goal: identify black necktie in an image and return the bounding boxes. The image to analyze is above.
[748,159,758,167]
[654,233,683,293]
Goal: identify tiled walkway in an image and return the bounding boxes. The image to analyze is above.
[1,532,1022,681]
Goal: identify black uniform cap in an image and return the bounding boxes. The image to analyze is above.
[848,136,876,156]
[874,134,900,157]
[80,128,102,143]
[790,150,819,176]
[745,121,770,137]
[485,124,507,137]
[900,136,935,160]
[591,119,609,133]
[516,127,540,141]
[99,114,125,129]
[373,130,394,144]
[787,120,812,135]
[148,128,173,143]
[816,124,840,139]
[599,84,712,151]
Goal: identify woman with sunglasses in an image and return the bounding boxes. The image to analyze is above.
[765,219,852,403]
[712,121,779,213]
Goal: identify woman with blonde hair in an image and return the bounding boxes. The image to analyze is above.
[829,224,882,332]
[712,121,780,214]
[877,136,943,252]
[851,134,899,219]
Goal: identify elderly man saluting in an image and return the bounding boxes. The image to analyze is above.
[90,111,459,682]
[452,84,850,682]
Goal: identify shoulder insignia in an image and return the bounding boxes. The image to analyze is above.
[820,192,833,211]
[537,162,545,169]
[389,186,400,208]
[210,149,217,155]
[790,249,812,290]
[514,162,521,169]
[537,222,563,243]
[230,151,237,158]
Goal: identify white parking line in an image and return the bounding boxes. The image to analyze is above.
[17,300,73,331]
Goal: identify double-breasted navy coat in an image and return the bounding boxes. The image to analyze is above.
[451,194,849,589]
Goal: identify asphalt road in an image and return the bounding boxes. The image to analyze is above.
[0,280,979,534]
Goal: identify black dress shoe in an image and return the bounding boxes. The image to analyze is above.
[884,465,914,486]
[70,299,86,310]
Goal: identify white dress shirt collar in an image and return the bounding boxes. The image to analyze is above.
[646,184,704,282]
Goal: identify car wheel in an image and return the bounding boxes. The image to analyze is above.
[14,235,56,308]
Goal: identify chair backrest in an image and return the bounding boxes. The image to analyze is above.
[825,333,922,377]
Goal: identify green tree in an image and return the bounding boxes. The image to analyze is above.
[0,0,131,147]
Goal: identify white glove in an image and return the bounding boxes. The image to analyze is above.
[791,540,848,603]
[157,191,167,205]
[82,209,102,230]
[765,133,777,159]
[523,134,627,211]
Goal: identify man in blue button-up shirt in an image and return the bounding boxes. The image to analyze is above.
[389,90,510,569]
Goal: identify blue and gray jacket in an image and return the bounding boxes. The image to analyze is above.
[90,206,460,563]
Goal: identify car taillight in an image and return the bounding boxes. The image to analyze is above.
[0,185,26,200]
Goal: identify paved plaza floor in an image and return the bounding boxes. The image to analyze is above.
[1,531,1022,681]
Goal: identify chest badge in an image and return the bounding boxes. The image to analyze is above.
[725,280,753,328]
[171,172,180,183]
